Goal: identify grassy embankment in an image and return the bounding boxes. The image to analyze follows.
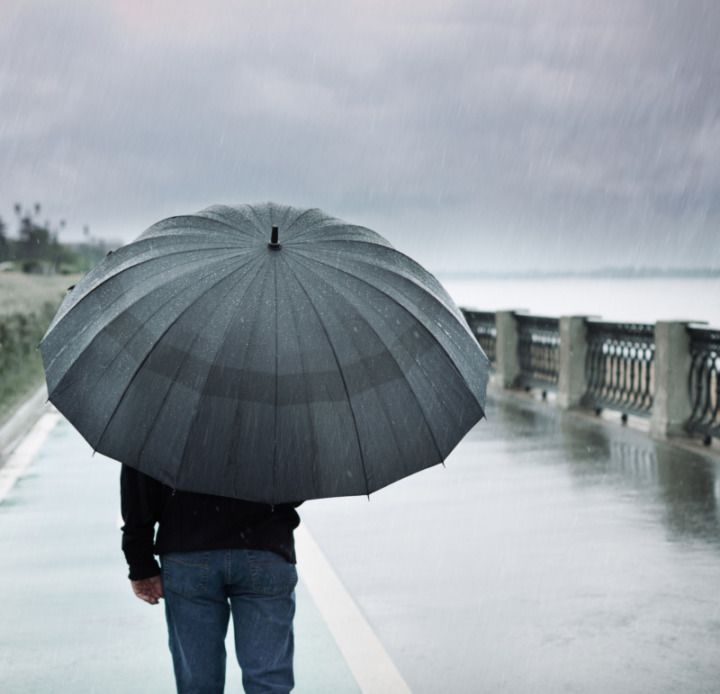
[0,272,81,427]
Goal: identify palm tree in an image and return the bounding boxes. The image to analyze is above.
[0,215,8,262]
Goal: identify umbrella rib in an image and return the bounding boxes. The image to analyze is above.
[295,254,447,474]
[54,243,255,326]
[285,218,348,244]
[45,250,256,382]
[289,225,393,247]
[223,260,278,497]
[286,254,448,463]
[274,256,321,497]
[272,257,279,500]
[284,262,372,497]
[246,204,275,239]
[280,207,318,238]
[350,260,482,423]
[94,256,266,460]
[154,213,258,241]
[290,248,476,378]
[173,256,269,485]
[292,244,459,319]
[134,271,249,466]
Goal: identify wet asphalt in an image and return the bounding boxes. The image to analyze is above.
[2,389,720,693]
[300,390,720,693]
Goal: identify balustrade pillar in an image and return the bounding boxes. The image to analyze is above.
[557,316,588,409]
[493,311,520,388]
[650,321,692,438]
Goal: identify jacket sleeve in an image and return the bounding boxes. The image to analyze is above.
[120,465,163,581]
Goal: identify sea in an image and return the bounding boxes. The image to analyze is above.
[438,276,720,329]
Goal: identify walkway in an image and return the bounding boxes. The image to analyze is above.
[2,390,720,693]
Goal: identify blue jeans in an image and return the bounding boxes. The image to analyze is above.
[161,549,298,694]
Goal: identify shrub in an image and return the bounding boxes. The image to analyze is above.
[0,301,59,424]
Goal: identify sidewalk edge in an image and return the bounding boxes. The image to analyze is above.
[0,385,50,465]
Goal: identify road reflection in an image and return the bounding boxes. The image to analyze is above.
[304,389,720,694]
[493,392,720,549]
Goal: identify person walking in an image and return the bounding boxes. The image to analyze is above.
[120,463,302,694]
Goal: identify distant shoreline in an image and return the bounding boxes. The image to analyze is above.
[435,267,720,281]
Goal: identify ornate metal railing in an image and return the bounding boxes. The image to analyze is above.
[583,321,655,417]
[515,315,560,391]
[462,310,497,369]
[686,326,720,444]
[458,307,719,444]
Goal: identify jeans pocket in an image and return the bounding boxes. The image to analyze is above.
[247,550,298,597]
[162,551,211,599]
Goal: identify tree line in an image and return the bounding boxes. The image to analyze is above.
[0,202,112,274]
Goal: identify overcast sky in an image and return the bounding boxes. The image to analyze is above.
[1,0,718,273]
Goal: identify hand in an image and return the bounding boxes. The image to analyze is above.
[131,575,164,604]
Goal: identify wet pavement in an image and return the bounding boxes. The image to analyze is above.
[0,413,360,694]
[300,390,720,693]
[2,390,720,692]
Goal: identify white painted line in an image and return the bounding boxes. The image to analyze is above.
[295,523,413,694]
[0,412,61,502]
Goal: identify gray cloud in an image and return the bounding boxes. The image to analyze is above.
[1,0,718,272]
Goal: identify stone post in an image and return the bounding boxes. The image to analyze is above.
[493,311,520,388]
[557,316,588,410]
[650,321,692,439]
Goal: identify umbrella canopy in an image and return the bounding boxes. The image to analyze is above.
[41,203,489,503]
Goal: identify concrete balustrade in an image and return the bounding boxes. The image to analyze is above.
[463,308,718,445]
[650,321,693,439]
[492,310,521,389]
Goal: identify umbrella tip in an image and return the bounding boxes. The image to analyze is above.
[268,226,281,250]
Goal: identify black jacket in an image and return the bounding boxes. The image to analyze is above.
[120,465,301,580]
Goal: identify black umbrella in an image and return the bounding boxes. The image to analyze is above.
[41,203,489,503]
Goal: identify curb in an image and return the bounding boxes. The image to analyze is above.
[0,385,50,464]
